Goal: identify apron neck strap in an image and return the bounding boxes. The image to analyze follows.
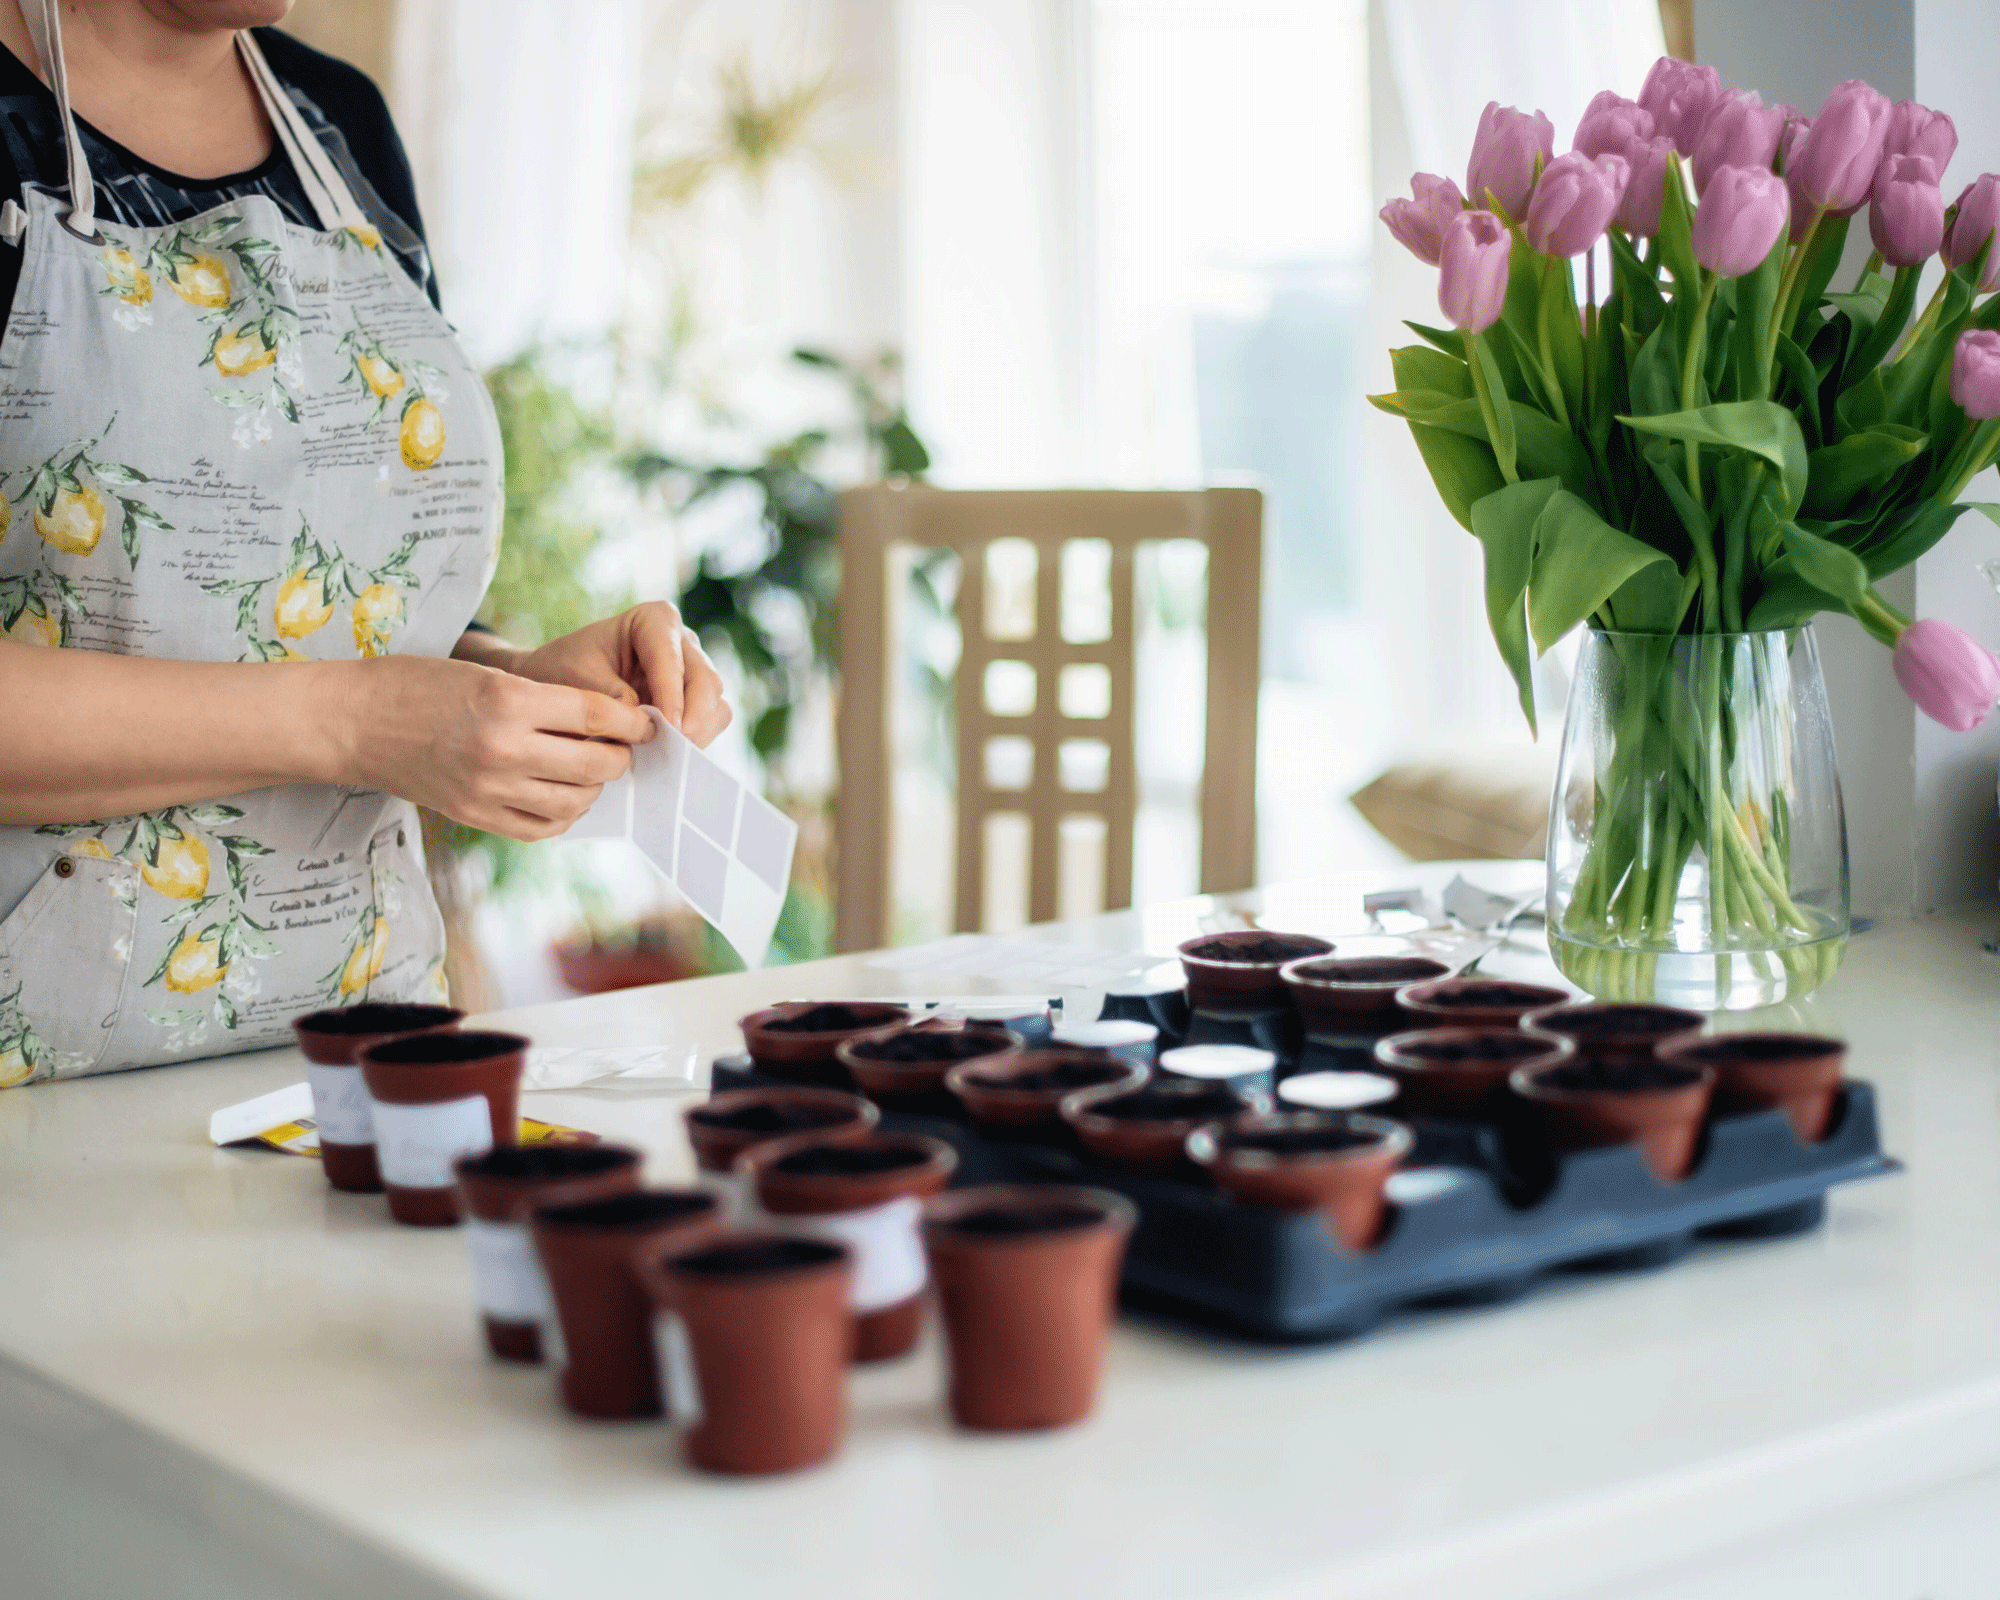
[233,30,369,233]
[20,0,99,241]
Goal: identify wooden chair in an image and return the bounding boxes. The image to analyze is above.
[834,484,1263,953]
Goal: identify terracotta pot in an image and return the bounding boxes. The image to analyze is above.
[1279,954,1453,1034]
[553,939,698,995]
[1060,1078,1264,1175]
[1156,1043,1277,1099]
[682,1087,879,1207]
[1393,977,1572,1029]
[945,1047,1146,1133]
[1049,1018,1158,1069]
[1177,930,1334,1010]
[739,1001,911,1086]
[1373,1027,1575,1120]
[642,1233,853,1475]
[1187,1110,1412,1251]
[836,1021,1024,1109]
[532,1189,723,1420]
[1659,1032,1846,1142]
[1522,1001,1706,1066]
[922,1184,1136,1432]
[738,1132,958,1362]
[358,1030,528,1226]
[292,1003,464,1193]
[1510,1057,1717,1181]
[453,1144,644,1363]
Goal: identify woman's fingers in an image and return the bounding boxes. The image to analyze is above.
[509,676,652,744]
[522,730,632,787]
[627,602,687,729]
[679,628,733,746]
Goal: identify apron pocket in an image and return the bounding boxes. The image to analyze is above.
[360,814,449,1005]
[0,851,139,1085]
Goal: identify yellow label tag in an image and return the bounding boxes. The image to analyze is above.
[249,1116,596,1156]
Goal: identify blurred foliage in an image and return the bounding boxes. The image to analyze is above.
[634,53,839,209]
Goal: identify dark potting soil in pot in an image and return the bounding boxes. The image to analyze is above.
[1542,1006,1699,1036]
[850,1031,1012,1063]
[671,1237,846,1276]
[540,1192,717,1229]
[1536,1059,1705,1093]
[1186,935,1326,964]
[1399,1034,1552,1063]
[1295,958,1448,985]
[971,1061,1130,1093]
[1418,982,1557,1009]
[770,1143,933,1177]
[942,1204,1108,1236]
[1674,1036,1834,1064]
[761,1004,891,1034]
[366,1030,522,1065]
[1221,1125,1385,1156]
[1088,1084,1242,1122]
[687,1101,858,1135]
[459,1145,631,1180]
[299,1003,460,1035]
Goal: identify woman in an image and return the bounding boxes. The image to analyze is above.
[0,0,730,1085]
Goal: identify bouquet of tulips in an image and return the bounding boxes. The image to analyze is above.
[1372,59,2000,1001]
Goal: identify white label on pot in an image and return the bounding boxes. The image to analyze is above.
[654,1312,704,1425]
[306,1063,373,1145]
[1159,1045,1276,1082]
[370,1094,492,1189]
[1279,1071,1398,1111]
[700,1168,758,1227]
[795,1197,925,1313]
[464,1218,549,1323]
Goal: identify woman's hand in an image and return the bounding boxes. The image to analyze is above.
[472,602,733,747]
[341,657,652,841]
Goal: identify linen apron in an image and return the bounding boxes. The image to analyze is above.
[0,0,501,1086]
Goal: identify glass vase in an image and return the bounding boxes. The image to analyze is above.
[1546,627,1849,1011]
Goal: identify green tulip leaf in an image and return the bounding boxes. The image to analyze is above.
[1469,477,1560,732]
[1745,565,1846,630]
[1406,421,1506,533]
[1654,159,1700,291]
[1390,344,1471,398]
[1617,400,1808,517]
[1527,490,1673,652]
[1801,425,1927,518]
[1777,521,1869,603]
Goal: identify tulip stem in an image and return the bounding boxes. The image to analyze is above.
[1856,590,1909,644]
[1764,204,1826,375]
[1938,417,2000,502]
[1678,274,1723,629]
[1858,250,1883,285]
[1463,328,1517,484]
[1537,260,1572,429]
[1891,275,1952,363]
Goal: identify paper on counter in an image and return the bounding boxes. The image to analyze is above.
[522,1045,700,1092]
[866,933,1155,988]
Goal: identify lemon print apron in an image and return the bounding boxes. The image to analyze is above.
[0,0,501,1086]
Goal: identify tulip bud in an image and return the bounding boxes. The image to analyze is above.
[1892,618,2000,732]
[1690,89,1786,197]
[1524,152,1630,258]
[1466,101,1555,218]
[1616,135,1675,237]
[1942,174,2000,292]
[1637,56,1721,154]
[1572,91,1655,161]
[1379,173,1467,267]
[1882,100,1956,178]
[1789,79,1892,213]
[1949,329,2000,421]
[1690,165,1789,278]
[1868,154,1944,267]
[1437,209,1512,334]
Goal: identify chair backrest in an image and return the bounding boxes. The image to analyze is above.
[835,483,1262,953]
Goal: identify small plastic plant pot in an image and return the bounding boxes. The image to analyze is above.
[453,1144,644,1363]
[738,1001,911,1086]
[835,1022,1024,1109]
[1059,1078,1265,1176]
[1393,977,1572,1030]
[1509,1057,1717,1182]
[945,1047,1146,1133]
[921,1184,1137,1432]
[1279,954,1453,1034]
[1156,1043,1277,1100]
[532,1189,723,1421]
[1050,1018,1158,1069]
[1187,1110,1412,1251]
[1276,1071,1398,1111]
[738,1132,958,1362]
[1373,1028,1575,1120]
[1659,1033,1847,1143]
[681,1088,879,1221]
[292,1003,464,1193]
[358,1030,528,1226]
[1521,1002,1706,1066]
[1177,930,1335,1010]
[642,1233,853,1476]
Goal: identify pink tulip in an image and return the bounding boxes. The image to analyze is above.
[1573,91,1655,161]
[1524,152,1630,257]
[1949,329,2000,420]
[1437,209,1512,333]
[1616,135,1675,237]
[1637,56,1721,154]
[1882,100,1956,179]
[1690,89,1786,196]
[1893,618,2000,732]
[1868,154,1945,267]
[1380,173,1467,267]
[1466,101,1555,218]
[1789,79,1892,213]
[1691,165,1789,277]
[1942,174,2000,291]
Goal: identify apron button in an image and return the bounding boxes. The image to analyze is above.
[53,856,77,879]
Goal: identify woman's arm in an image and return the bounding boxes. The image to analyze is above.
[0,642,650,837]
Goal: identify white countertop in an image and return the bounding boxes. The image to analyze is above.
[5,864,2000,1600]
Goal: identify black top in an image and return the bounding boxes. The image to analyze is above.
[0,26,435,324]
